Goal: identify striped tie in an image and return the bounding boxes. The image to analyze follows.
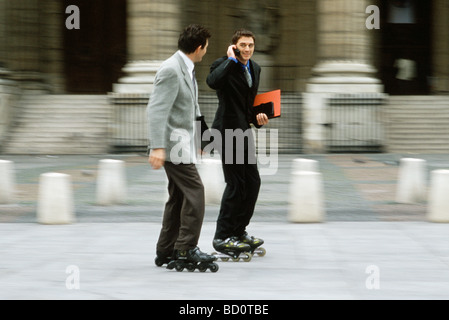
[244,66,252,87]
[192,69,197,100]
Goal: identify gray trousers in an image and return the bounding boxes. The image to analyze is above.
[156,162,205,253]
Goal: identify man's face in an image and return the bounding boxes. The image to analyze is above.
[236,36,255,64]
[194,40,209,63]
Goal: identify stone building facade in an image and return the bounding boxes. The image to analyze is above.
[0,0,448,153]
[0,0,448,95]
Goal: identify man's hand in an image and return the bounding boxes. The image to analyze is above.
[149,148,166,170]
[256,113,269,126]
[227,45,237,59]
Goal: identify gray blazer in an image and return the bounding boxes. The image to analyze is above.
[147,51,200,164]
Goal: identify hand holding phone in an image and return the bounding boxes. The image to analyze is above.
[227,45,239,59]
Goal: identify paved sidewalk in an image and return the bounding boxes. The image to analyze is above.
[1,221,449,300]
[1,153,449,300]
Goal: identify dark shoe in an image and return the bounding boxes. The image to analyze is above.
[238,232,264,250]
[213,237,251,253]
[155,251,174,267]
[177,247,217,263]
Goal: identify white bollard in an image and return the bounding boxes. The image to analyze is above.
[292,158,319,173]
[395,158,427,204]
[198,158,225,205]
[289,158,319,205]
[37,173,75,224]
[427,170,449,222]
[288,171,325,223]
[96,159,127,206]
[0,160,15,204]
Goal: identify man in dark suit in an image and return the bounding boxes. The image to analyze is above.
[206,29,269,255]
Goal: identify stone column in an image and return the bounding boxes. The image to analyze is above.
[114,0,182,93]
[308,0,382,93]
[0,1,19,147]
[3,0,48,93]
[0,0,6,67]
[303,0,383,153]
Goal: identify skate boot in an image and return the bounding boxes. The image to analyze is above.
[154,251,174,267]
[239,232,266,257]
[166,247,219,273]
[212,237,253,262]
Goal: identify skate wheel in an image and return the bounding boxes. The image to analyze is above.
[242,253,252,262]
[166,261,176,270]
[210,263,219,273]
[198,264,208,272]
[232,256,240,262]
[256,247,266,257]
[175,264,184,272]
[213,251,229,262]
[155,257,164,267]
[187,264,196,272]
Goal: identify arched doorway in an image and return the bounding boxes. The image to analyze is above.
[63,0,127,93]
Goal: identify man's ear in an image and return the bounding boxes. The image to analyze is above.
[195,45,203,53]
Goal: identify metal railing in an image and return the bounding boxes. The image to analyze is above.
[325,93,387,153]
[108,92,304,154]
[108,93,150,153]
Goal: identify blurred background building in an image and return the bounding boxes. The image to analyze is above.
[0,0,448,155]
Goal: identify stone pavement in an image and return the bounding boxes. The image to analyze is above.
[1,153,449,301]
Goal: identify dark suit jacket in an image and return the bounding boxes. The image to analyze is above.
[206,57,262,133]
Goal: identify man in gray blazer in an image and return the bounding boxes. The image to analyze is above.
[147,25,215,270]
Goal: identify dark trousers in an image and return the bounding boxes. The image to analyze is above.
[156,162,205,253]
[214,161,261,240]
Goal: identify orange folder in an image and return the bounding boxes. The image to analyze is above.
[253,89,281,119]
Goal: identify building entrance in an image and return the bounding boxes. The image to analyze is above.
[63,0,127,93]
[379,0,432,95]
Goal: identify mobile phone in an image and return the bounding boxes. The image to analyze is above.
[233,48,241,57]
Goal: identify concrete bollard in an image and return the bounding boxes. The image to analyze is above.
[0,160,15,204]
[96,159,127,206]
[37,173,75,224]
[289,158,319,205]
[198,158,225,205]
[395,158,427,204]
[288,171,325,223]
[427,170,449,223]
[292,158,319,173]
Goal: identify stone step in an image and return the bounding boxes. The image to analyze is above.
[387,122,449,128]
[2,146,109,155]
[20,94,108,101]
[16,105,110,112]
[16,115,110,122]
[388,96,449,102]
[383,96,449,154]
[9,124,110,133]
[386,110,449,114]
[5,132,108,143]
[3,94,112,155]
[387,132,449,138]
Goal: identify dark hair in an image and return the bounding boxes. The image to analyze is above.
[178,24,211,54]
[231,29,256,45]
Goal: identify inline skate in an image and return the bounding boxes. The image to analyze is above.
[154,251,174,267]
[239,232,267,257]
[212,237,253,262]
[166,247,219,273]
